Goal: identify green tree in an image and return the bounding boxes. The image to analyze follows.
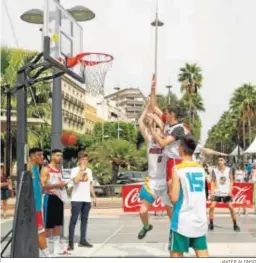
[1,47,51,148]
[178,63,203,126]
[230,84,256,147]
[206,84,256,154]
[87,139,147,184]
[94,122,137,143]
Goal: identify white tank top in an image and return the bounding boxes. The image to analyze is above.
[45,165,63,196]
[213,167,231,196]
[234,170,245,182]
[147,139,166,190]
[171,161,207,238]
[163,123,184,159]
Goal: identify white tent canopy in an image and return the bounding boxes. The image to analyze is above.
[245,137,256,154]
[230,145,244,156]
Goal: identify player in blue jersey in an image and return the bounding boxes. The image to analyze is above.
[29,147,50,257]
[169,135,208,257]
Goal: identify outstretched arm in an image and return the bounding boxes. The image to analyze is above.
[201,147,227,156]
[152,114,164,131]
[138,102,150,141]
[150,74,163,119]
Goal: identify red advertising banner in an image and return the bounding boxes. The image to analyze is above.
[122,182,254,212]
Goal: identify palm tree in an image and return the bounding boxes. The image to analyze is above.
[1,47,51,148]
[180,93,205,122]
[230,84,256,148]
[178,63,203,126]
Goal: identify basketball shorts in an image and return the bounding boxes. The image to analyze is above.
[213,195,232,203]
[139,184,172,207]
[1,188,9,200]
[166,159,182,182]
[43,194,64,229]
[169,230,207,253]
[36,211,45,234]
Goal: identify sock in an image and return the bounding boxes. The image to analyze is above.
[144,224,150,230]
[53,236,60,254]
[210,219,213,225]
[41,248,50,257]
[233,219,237,226]
[46,238,50,249]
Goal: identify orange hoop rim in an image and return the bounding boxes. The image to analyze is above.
[66,52,114,68]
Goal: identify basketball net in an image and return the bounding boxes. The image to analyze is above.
[78,53,114,96]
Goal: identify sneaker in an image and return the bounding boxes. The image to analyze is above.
[234,225,240,232]
[138,224,153,240]
[67,243,74,251]
[79,241,93,248]
[208,223,214,231]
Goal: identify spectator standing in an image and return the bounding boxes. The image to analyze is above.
[1,164,12,219]
[41,149,67,256]
[234,166,247,215]
[251,164,256,214]
[68,151,96,251]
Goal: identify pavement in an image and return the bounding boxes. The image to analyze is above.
[1,213,256,257]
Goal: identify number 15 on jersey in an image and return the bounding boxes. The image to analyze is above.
[186,172,204,192]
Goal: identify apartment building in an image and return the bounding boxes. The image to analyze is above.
[85,103,104,134]
[61,75,86,134]
[105,88,146,123]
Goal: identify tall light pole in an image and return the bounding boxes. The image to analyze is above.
[20,5,95,152]
[166,84,172,105]
[151,0,164,89]
[97,96,105,142]
[114,87,120,140]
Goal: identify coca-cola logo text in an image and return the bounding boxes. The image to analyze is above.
[233,186,252,204]
[124,187,165,209]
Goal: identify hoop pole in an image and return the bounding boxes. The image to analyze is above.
[16,70,27,193]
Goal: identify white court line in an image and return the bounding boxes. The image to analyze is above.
[87,224,124,257]
[114,231,254,235]
[1,218,13,224]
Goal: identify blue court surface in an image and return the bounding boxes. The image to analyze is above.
[1,214,256,257]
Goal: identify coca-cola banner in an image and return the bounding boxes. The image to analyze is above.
[122,182,254,212]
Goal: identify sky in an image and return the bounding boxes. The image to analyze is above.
[1,0,256,144]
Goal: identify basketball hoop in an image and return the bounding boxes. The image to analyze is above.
[67,52,114,96]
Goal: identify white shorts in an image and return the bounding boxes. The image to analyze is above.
[152,187,172,207]
[139,180,172,207]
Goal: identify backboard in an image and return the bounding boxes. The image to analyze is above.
[43,0,85,83]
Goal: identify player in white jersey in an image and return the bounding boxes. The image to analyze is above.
[169,135,208,257]
[208,156,240,231]
[149,75,184,184]
[41,149,68,255]
[137,102,172,240]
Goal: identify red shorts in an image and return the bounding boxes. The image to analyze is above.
[166,159,182,182]
[36,211,45,234]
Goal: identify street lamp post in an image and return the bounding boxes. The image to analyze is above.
[97,96,105,142]
[151,0,164,89]
[20,4,95,152]
[166,84,172,105]
[114,87,120,140]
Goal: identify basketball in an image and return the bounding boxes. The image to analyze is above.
[61,131,77,146]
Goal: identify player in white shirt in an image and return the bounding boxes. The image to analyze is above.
[169,135,208,257]
[137,102,172,240]
[208,156,240,231]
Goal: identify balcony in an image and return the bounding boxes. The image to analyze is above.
[126,106,142,111]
